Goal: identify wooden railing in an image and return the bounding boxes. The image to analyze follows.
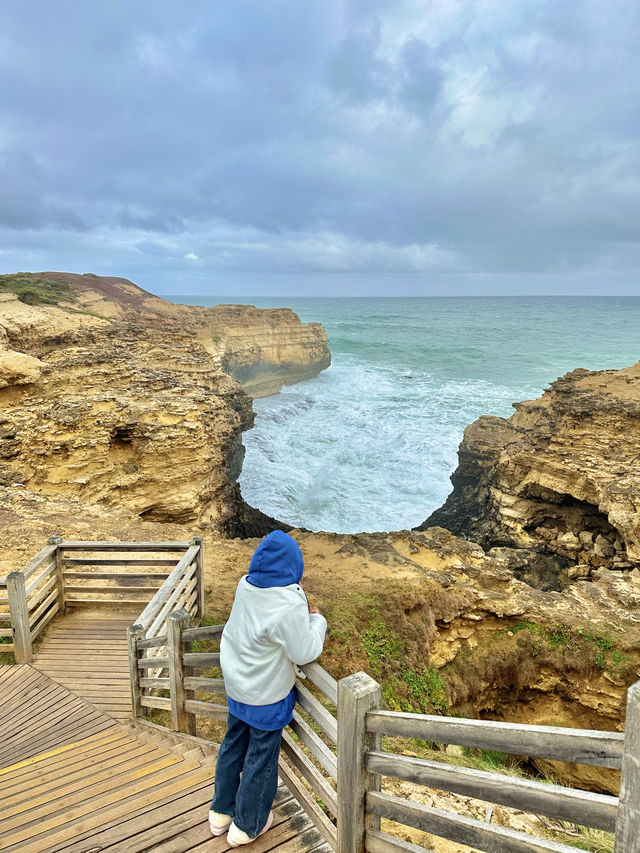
[339,672,640,853]
[5,538,205,663]
[128,611,339,849]
[128,626,640,853]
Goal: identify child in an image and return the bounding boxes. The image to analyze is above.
[209,530,327,846]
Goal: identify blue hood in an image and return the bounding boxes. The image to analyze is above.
[247,530,304,588]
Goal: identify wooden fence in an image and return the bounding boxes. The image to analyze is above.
[127,614,640,853]
[5,538,205,664]
[340,672,639,853]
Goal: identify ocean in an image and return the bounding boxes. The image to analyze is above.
[173,295,640,534]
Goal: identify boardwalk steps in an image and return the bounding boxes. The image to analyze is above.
[32,612,135,720]
[0,665,329,853]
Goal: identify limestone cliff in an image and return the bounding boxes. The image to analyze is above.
[38,272,331,397]
[0,272,329,533]
[421,362,640,584]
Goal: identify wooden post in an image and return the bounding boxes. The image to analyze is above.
[191,536,205,619]
[127,623,144,719]
[337,671,382,853]
[7,571,32,664]
[48,535,65,615]
[615,679,640,852]
[168,609,196,734]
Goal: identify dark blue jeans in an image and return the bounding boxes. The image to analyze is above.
[211,713,282,837]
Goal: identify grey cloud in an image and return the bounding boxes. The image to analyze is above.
[0,0,638,292]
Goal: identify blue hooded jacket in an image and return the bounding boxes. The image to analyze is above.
[247,530,304,588]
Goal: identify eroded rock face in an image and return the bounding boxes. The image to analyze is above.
[0,273,329,533]
[421,363,640,575]
[36,273,331,397]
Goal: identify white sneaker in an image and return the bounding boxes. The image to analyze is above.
[209,810,233,836]
[227,811,274,847]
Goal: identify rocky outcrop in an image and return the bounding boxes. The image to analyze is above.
[0,272,329,533]
[420,363,640,579]
[36,273,331,397]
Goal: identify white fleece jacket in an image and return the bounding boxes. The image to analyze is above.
[220,576,327,706]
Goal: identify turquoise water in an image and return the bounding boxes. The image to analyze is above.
[173,295,640,533]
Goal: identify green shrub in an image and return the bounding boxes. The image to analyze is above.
[0,273,74,306]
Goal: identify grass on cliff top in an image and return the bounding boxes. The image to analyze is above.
[0,273,75,306]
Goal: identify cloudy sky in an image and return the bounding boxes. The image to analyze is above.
[1,0,639,296]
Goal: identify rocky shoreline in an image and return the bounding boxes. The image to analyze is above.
[0,272,329,535]
[1,272,639,797]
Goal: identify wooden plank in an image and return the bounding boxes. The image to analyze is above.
[138,655,170,669]
[6,572,32,663]
[128,624,144,718]
[366,751,618,832]
[66,597,151,606]
[115,791,297,853]
[63,585,160,594]
[30,601,60,642]
[183,676,225,691]
[278,753,338,850]
[25,560,56,596]
[28,588,58,628]
[366,710,625,769]
[3,742,161,805]
[337,672,382,853]
[133,634,167,650]
[297,680,338,743]
[282,730,338,815]
[59,541,191,550]
[177,623,224,642]
[367,791,578,853]
[192,537,205,619]
[26,573,58,613]
[366,829,433,853]
[140,695,172,710]
[156,798,308,853]
[64,558,178,566]
[182,651,220,667]
[63,571,168,581]
[147,560,198,637]
[183,698,228,719]
[19,543,58,581]
[301,662,338,705]
[140,677,170,689]
[290,710,338,779]
[616,679,640,850]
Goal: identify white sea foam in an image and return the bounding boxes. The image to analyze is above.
[239,355,531,533]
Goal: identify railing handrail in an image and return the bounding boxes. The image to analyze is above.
[338,672,640,853]
[5,537,205,664]
[366,709,625,768]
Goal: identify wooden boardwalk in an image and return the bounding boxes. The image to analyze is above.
[32,610,134,720]
[0,629,331,853]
